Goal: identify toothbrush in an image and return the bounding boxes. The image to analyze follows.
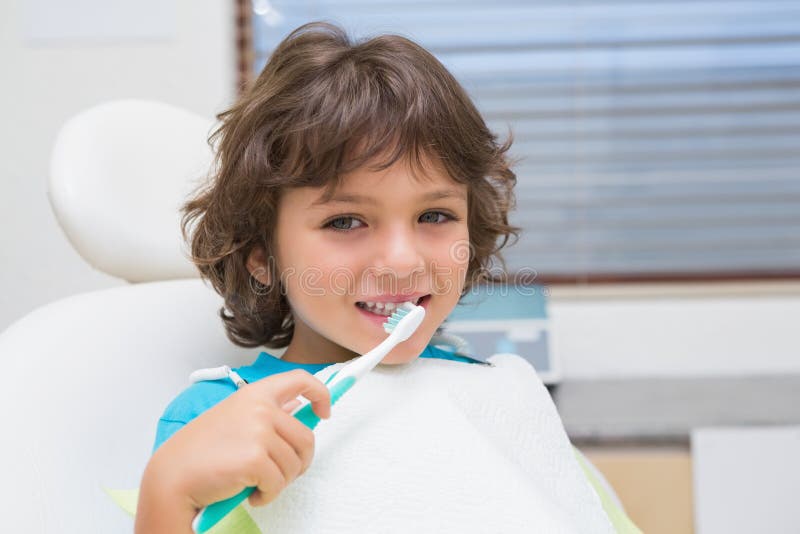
[192,301,426,533]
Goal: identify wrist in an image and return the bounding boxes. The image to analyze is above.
[135,454,198,534]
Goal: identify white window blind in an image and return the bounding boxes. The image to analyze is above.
[252,1,800,280]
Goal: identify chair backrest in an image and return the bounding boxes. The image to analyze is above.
[48,99,216,282]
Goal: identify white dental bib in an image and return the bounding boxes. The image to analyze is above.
[245,354,614,533]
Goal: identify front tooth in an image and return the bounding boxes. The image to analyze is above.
[375,302,385,310]
[384,302,396,311]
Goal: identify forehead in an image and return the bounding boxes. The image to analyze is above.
[308,155,467,208]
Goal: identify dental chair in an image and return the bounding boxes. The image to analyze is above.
[0,100,627,533]
[0,100,255,532]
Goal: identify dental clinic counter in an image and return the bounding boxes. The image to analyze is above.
[552,374,800,445]
[551,374,800,534]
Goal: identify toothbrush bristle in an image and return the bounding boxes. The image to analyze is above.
[383,304,414,333]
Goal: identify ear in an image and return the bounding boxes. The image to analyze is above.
[246,246,271,286]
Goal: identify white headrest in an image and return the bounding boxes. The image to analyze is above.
[48,99,216,282]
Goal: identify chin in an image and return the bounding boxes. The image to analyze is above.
[380,353,419,365]
[379,335,430,365]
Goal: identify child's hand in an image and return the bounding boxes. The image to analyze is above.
[136,370,331,532]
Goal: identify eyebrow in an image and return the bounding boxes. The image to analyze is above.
[312,188,467,207]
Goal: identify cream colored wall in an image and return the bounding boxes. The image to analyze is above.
[0,0,235,332]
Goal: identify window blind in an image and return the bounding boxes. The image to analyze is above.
[251,1,800,280]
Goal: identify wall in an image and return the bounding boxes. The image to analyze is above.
[0,0,235,332]
[2,2,797,379]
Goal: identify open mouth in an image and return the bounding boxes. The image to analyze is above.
[355,295,429,316]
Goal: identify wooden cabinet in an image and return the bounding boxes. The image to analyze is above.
[582,446,694,534]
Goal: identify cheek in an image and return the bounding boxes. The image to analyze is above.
[277,235,352,292]
[432,235,470,295]
[281,236,363,287]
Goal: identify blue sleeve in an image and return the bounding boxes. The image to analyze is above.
[153,418,188,452]
[151,379,238,453]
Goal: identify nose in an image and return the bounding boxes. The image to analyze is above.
[372,224,426,281]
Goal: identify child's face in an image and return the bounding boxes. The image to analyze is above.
[251,156,470,364]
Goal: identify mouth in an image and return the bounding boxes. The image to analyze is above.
[355,294,430,317]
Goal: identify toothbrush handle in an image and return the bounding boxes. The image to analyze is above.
[192,487,253,532]
[192,376,357,532]
[292,372,356,428]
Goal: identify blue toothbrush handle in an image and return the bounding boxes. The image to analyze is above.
[193,376,356,532]
[192,487,253,532]
[291,373,355,428]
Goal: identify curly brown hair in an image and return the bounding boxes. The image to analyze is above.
[182,22,519,349]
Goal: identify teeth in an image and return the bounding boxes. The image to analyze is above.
[357,299,418,316]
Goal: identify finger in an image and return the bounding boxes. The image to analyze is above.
[273,410,316,473]
[248,488,268,508]
[265,434,303,486]
[249,457,287,507]
[281,399,301,413]
[264,370,331,419]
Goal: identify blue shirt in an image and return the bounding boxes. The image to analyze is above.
[153,344,482,452]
